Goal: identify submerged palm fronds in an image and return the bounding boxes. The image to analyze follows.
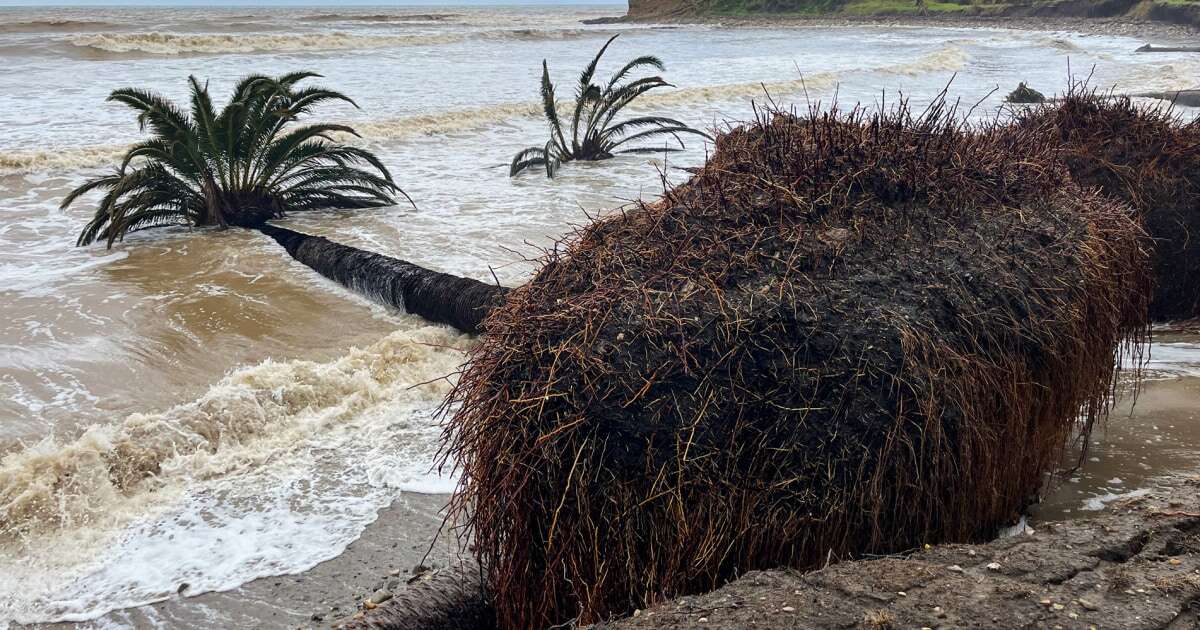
[1013,84,1200,320]
[446,100,1152,629]
[64,72,400,248]
[509,35,709,177]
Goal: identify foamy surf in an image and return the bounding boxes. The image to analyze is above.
[0,325,471,625]
[68,31,465,56]
[1133,342,1200,379]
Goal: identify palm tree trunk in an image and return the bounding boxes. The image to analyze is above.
[259,224,509,334]
[339,561,491,630]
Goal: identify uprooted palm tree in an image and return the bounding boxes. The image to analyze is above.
[65,72,508,334]
[509,35,710,177]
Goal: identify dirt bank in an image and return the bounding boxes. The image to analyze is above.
[597,474,1200,629]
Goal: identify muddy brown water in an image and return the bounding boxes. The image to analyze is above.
[1035,331,1200,522]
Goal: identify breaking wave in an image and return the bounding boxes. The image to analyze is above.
[880,43,968,76]
[0,325,471,623]
[0,325,468,543]
[0,145,127,176]
[67,31,464,56]
[0,19,115,34]
[486,27,616,41]
[298,12,461,23]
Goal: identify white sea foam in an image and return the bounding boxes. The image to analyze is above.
[1133,342,1200,379]
[0,325,471,624]
[1080,488,1152,511]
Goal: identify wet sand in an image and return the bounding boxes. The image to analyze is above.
[36,493,455,630]
[1036,375,1200,521]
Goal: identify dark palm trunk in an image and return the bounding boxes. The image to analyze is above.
[340,562,491,630]
[259,224,509,334]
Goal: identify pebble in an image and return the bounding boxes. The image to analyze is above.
[369,589,393,605]
[1052,603,1065,611]
[1078,599,1099,611]
[897,591,907,597]
[986,562,1001,571]
[1169,558,1183,566]
[948,564,964,572]
[782,606,795,612]
[698,617,708,623]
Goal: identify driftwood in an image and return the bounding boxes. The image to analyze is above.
[1135,44,1200,53]
[1131,89,1200,107]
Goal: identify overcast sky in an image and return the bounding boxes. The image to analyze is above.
[0,0,624,6]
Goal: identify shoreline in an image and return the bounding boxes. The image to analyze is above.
[33,492,456,630]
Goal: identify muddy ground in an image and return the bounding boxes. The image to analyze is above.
[596,475,1200,630]
[335,472,1200,630]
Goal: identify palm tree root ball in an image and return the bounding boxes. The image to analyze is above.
[443,101,1153,629]
[1013,86,1200,321]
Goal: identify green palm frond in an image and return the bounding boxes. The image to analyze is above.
[510,35,709,178]
[65,72,399,248]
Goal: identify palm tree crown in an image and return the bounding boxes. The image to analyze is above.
[65,72,401,248]
[510,35,710,178]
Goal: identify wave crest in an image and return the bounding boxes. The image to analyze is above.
[68,31,463,55]
[298,13,460,23]
[0,325,471,545]
[0,19,115,33]
[880,44,968,76]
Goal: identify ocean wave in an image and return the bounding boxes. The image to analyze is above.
[67,31,463,56]
[0,19,115,34]
[0,325,469,545]
[644,70,842,110]
[298,12,460,23]
[1119,60,1200,92]
[1040,37,1082,52]
[0,325,471,623]
[485,27,617,41]
[879,44,968,77]
[351,101,544,141]
[0,145,127,176]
